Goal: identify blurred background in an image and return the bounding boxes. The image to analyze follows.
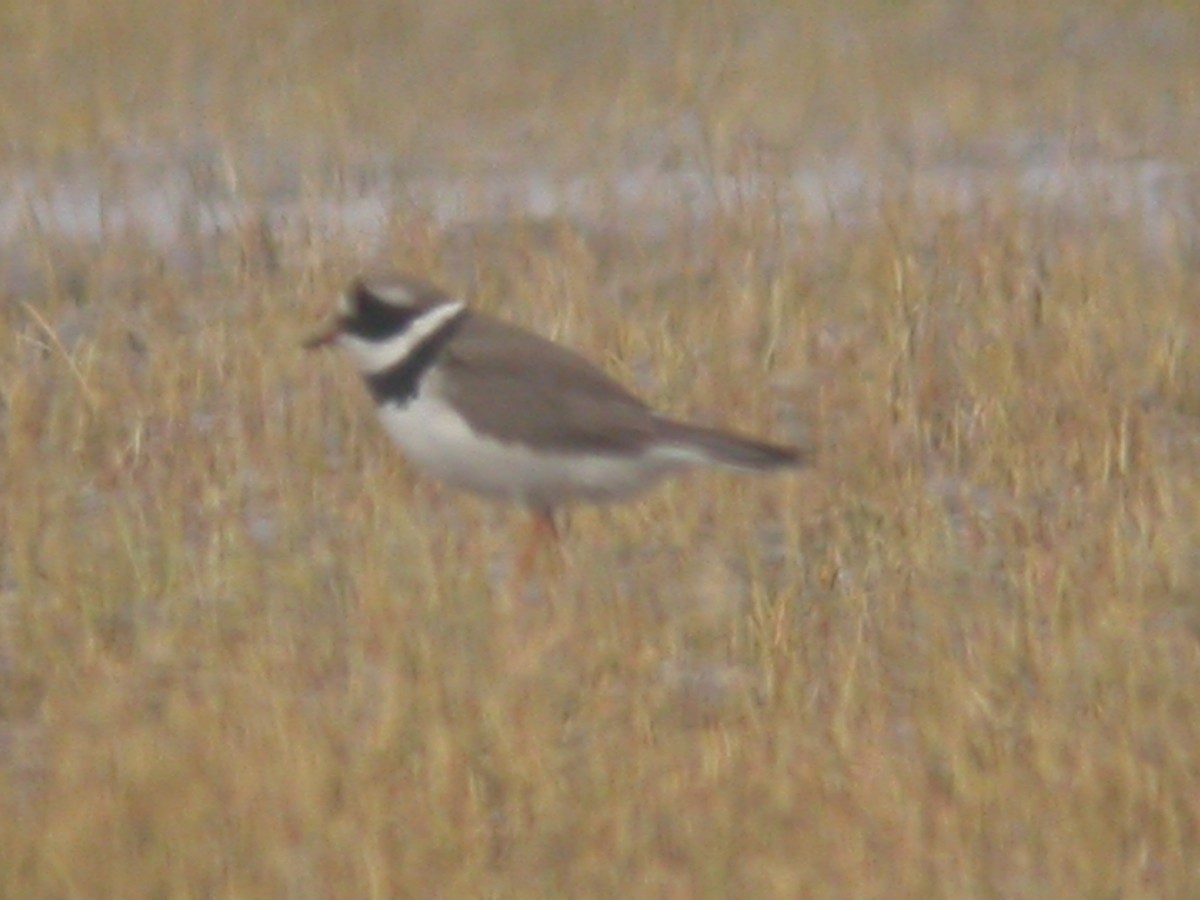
[4,2,1200,897]
[4,0,1198,279]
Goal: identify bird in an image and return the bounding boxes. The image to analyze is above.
[307,273,808,581]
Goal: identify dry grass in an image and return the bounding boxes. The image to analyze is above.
[4,0,1199,165]
[4,1,1200,897]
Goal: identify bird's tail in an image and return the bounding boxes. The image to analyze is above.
[652,417,810,472]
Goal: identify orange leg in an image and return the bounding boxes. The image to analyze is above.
[511,508,560,597]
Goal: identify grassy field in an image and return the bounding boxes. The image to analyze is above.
[4,1,1200,897]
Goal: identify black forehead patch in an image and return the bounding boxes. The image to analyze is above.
[342,280,431,340]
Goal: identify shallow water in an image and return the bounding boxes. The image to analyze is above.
[3,139,1193,271]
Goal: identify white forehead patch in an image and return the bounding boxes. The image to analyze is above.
[368,281,417,308]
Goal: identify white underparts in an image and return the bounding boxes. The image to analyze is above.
[375,368,692,506]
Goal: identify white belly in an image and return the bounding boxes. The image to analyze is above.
[376,391,684,508]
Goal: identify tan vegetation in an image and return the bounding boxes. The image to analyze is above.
[3,1,1200,897]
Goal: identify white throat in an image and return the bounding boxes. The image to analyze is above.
[338,301,466,375]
